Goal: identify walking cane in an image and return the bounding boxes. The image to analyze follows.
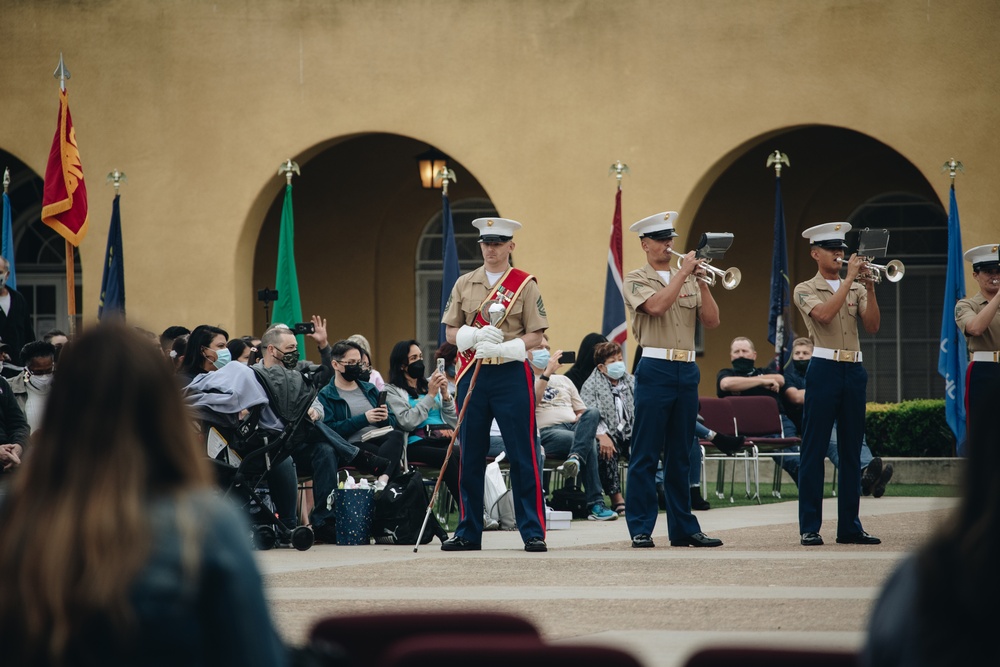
[414,302,505,551]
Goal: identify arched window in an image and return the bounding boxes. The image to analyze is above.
[415,198,499,356]
[847,193,947,402]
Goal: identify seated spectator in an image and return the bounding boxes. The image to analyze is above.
[717,336,800,484]
[241,335,264,365]
[563,332,607,391]
[579,341,632,516]
[10,341,57,433]
[384,339,460,499]
[347,333,385,390]
[318,340,404,490]
[159,325,190,360]
[227,337,254,365]
[434,341,459,395]
[530,334,616,521]
[0,324,288,666]
[169,334,188,373]
[177,325,230,387]
[863,407,997,665]
[783,337,891,497]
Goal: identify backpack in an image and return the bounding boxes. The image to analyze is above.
[550,481,589,519]
[371,470,448,545]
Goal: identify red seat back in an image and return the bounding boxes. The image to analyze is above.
[685,646,858,667]
[726,395,785,437]
[698,397,738,436]
[379,635,642,667]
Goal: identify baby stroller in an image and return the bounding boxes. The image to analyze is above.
[187,362,317,551]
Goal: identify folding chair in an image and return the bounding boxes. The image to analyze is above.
[698,397,757,501]
[685,646,858,667]
[379,634,642,667]
[309,611,541,666]
[726,396,801,500]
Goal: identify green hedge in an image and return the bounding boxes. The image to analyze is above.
[865,399,955,457]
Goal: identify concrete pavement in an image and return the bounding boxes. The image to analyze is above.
[257,495,956,667]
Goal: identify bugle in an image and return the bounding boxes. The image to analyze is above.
[837,257,905,283]
[669,249,742,290]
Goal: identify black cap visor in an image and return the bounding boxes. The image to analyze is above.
[641,229,679,241]
[478,235,513,244]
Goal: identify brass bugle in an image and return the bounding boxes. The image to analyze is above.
[669,249,742,290]
[837,257,905,283]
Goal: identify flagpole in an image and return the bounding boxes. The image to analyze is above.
[53,53,78,335]
[603,161,629,362]
[766,150,791,369]
[436,164,457,346]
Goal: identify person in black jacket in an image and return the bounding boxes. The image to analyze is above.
[0,374,30,472]
[0,257,35,367]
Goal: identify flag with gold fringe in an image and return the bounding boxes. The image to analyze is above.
[41,89,88,246]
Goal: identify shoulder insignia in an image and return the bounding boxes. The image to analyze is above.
[797,292,808,307]
[631,282,641,294]
[444,293,453,312]
[536,295,547,317]
[955,303,962,318]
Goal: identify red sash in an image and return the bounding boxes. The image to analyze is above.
[455,267,536,382]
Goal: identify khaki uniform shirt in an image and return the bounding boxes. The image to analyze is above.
[623,264,701,349]
[441,266,548,339]
[793,272,867,351]
[956,292,1000,351]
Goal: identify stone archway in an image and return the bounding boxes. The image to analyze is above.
[248,133,497,368]
[683,126,945,401]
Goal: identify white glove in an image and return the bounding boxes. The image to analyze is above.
[476,325,504,345]
[475,338,526,362]
[456,325,479,352]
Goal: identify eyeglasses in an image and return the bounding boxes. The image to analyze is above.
[340,360,371,370]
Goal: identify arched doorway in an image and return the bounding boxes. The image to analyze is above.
[0,149,82,337]
[251,133,498,368]
[688,126,946,402]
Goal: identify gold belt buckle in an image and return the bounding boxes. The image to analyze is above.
[481,357,502,365]
[671,349,690,362]
[834,349,856,363]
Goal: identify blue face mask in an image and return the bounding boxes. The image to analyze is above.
[530,349,550,370]
[605,361,626,380]
[212,347,232,369]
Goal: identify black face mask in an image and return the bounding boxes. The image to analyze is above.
[732,358,755,374]
[406,360,425,380]
[793,359,810,375]
[341,364,364,382]
[358,368,372,383]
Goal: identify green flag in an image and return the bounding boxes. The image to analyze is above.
[272,183,305,358]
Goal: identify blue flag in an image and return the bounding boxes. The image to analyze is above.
[438,191,459,346]
[97,194,125,319]
[767,175,792,369]
[938,185,966,454]
[602,187,627,355]
[1,192,16,289]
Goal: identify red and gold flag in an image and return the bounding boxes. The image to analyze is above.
[41,89,88,246]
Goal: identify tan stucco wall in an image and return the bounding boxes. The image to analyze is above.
[1,0,997,388]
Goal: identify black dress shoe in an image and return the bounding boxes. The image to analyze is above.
[800,532,824,546]
[712,432,745,456]
[861,457,883,496]
[690,487,711,511]
[441,535,481,551]
[632,534,655,548]
[873,464,893,498]
[836,531,881,545]
[524,537,547,552]
[670,532,723,547]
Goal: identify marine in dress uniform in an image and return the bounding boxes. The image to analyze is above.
[623,211,724,548]
[793,222,881,546]
[440,217,549,553]
[955,244,1000,462]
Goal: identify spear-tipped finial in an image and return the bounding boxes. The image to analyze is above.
[2,168,9,194]
[278,159,300,185]
[941,158,964,184]
[53,52,71,91]
[766,150,790,177]
[106,169,127,195]
[436,166,457,196]
[608,161,630,189]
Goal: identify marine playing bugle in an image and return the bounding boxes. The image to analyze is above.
[668,249,742,290]
[836,257,905,283]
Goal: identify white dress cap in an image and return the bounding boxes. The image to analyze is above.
[802,222,851,249]
[964,243,1000,269]
[473,217,522,243]
[629,211,679,239]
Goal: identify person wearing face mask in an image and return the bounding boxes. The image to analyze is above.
[347,334,385,390]
[317,340,404,492]
[10,341,57,434]
[782,337,888,497]
[530,334,618,522]
[177,325,230,388]
[0,256,35,368]
[384,340,461,501]
[717,336,800,486]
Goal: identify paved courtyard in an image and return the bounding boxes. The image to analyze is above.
[257,496,954,667]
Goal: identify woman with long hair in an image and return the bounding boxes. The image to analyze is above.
[0,324,287,666]
[177,324,230,387]
[384,340,460,500]
[563,332,607,391]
